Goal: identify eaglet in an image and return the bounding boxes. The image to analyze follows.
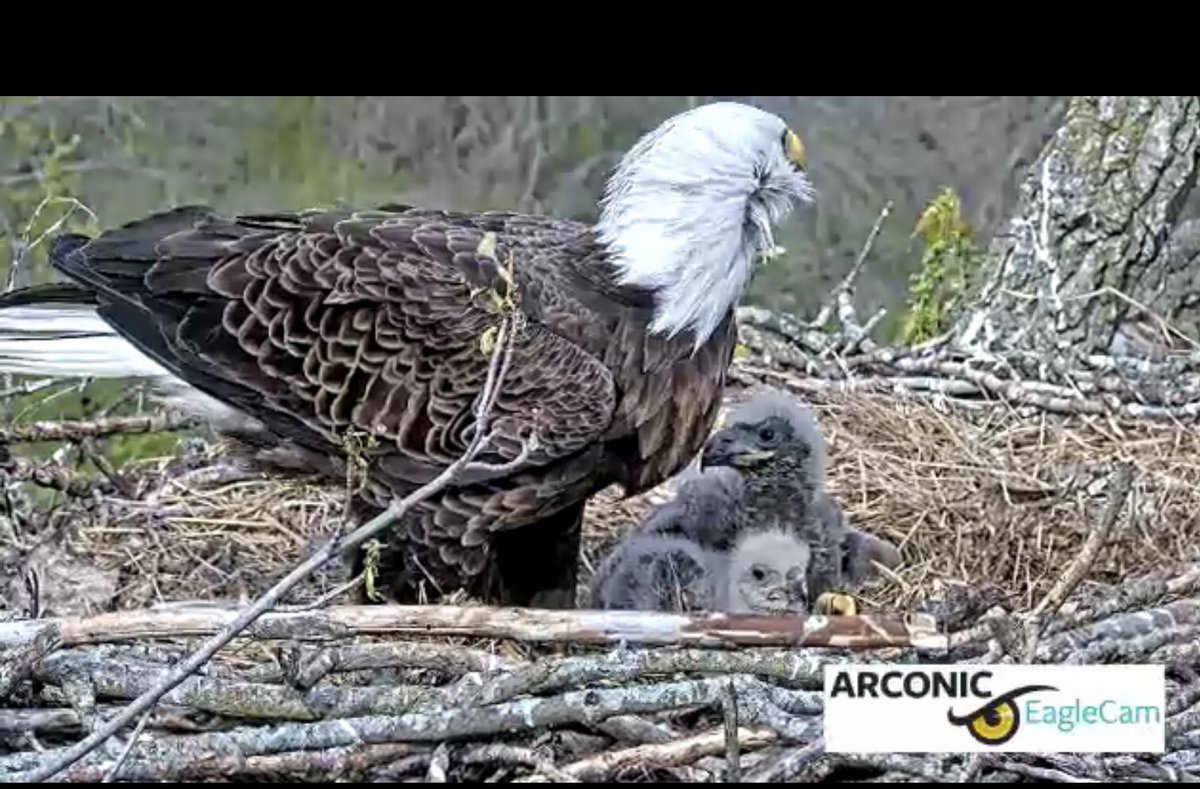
[700,389,902,611]
[590,388,900,614]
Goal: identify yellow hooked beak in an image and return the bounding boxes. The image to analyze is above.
[730,449,776,468]
[814,591,858,616]
[784,129,807,171]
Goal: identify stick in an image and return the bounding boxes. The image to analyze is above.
[722,680,741,782]
[521,728,778,782]
[811,202,894,331]
[459,744,578,783]
[0,621,59,698]
[0,606,947,653]
[22,315,524,782]
[1031,461,1136,620]
[287,641,519,690]
[476,648,841,705]
[34,649,454,722]
[100,710,150,783]
[1023,461,1135,661]
[744,737,826,782]
[0,414,198,445]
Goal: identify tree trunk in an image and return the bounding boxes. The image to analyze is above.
[954,96,1200,357]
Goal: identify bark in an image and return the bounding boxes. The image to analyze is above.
[955,96,1200,355]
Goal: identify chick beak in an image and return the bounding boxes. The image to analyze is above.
[701,434,775,470]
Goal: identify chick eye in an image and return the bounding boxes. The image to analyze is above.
[759,427,776,443]
[751,567,766,582]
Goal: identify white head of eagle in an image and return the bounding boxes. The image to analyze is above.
[594,101,815,350]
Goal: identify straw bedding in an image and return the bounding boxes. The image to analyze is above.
[6,362,1195,620]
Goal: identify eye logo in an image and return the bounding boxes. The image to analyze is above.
[946,684,1057,746]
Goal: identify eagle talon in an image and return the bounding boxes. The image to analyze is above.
[815,591,858,616]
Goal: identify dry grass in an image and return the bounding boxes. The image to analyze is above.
[4,374,1199,624]
[586,380,1200,620]
[807,388,1200,612]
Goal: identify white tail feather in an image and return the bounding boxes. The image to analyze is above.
[0,305,171,380]
[0,304,263,432]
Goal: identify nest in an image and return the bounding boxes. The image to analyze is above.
[2,357,1200,782]
[12,383,1199,619]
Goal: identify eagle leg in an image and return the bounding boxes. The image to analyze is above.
[487,501,586,610]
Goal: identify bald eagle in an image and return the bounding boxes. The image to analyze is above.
[0,101,815,608]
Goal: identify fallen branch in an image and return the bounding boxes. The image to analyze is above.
[0,604,947,652]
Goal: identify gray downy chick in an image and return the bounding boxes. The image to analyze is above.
[589,534,725,613]
[721,527,813,615]
[636,463,747,554]
[700,388,901,606]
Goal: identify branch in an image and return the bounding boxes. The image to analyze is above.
[0,414,198,445]
[0,605,947,653]
[812,200,894,333]
[523,727,779,782]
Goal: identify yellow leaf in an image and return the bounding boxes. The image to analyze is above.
[476,231,498,261]
[480,325,498,355]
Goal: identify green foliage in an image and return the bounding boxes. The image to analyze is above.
[898,187,984,344]
[241,97,405,210]
[0,98,99,286]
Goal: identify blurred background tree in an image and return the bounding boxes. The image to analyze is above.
[2,96,1197,440]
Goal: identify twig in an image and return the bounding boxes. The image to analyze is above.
[275,574,365,613]
[722,680,741,782]
[812,200,893,331]
[100,709,150,783]
[1024,461,1135,661]
[1031,462,1136,619]
[22,315,524,782]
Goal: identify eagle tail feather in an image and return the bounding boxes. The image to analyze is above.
[0,300,173,381]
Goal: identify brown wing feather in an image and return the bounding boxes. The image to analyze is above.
[62,205,618,487]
